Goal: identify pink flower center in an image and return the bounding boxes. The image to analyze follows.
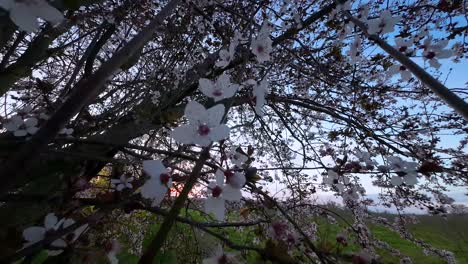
[212,186,223,198]
[257,45,264,53]
[198,124,210,136]
[160,173,170,184]
[213,89,223,97]
[224,170,234,179]
[378,22,386,29]
[425,51,436,59]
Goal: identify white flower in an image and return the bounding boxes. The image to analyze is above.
[228,148,248,167]
[251,23,273,63]
[3,114,23,132]
[412,28,429,44]
[110,175,134,191]
[171,101,230,147]
[199,74,239,102]
[203,244,241,264]
[421,37,453,69]
[4,115,39,137]
[140,160,171,206]
[323,170,350,192]
[387,156,418,186]
[395,37,414,56]
[347,35,362,63]
[342,185,363,203]
[387,64,412,81]
[204,169,242,221]
[224,170,246,189]
[216,33,240,68]
[0,0,64,33]
[355,150,374,166]
[253,79,268,116]
[367,10,400,35]
[22,213,87,256]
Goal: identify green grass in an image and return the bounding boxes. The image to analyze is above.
[311,212,468,264]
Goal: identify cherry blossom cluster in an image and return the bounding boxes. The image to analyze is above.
[22,213,87,256]
[2,106,74,137]
[332,1,457,82]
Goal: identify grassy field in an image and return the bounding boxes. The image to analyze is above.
[27,210,468,263]
[312,212,468,263]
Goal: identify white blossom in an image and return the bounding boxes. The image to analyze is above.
[204,169,242,221]
[22,213,87,256]
[225,170,246,189]
[347,35,362,63]
[387,156,418,186]
[421,37,453,69]
[0,0,64,32]
[140,160,171,206]
[171,101,230,146]
[251,23,273,63]
[395,37,414,56]
[199,74,239,102]
[323,170,350,192]
[228,148,248,167]
[4,115,39,137]
[215,32,242,68]
[111,175,134,191]
[387,64,412,81]
[367,10,400,35]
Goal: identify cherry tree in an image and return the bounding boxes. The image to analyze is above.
[0,0,467,263]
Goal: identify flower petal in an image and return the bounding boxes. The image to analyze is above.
[199,78,214,98]
[44,213,58,230]
[24,117,38,127]
[27,126,39,135]
[204,197,225,221]
[222,84,239,99]
[140,178,167,205]
[9,4,40,32]
[223,185,242,201]
[171,125,196,145]
[391,175,403,186]
[228,172,246,189]
[23,226,46,243]
[14,129,28,137]
[215,169,224,186]
[34,2,64,24]
[142,160,166,179]
[404,175,418,186]
[206,104,225,126]
[194,134,212,147]
[185,101,206,123]
[0,0,14,10]
[4,121,19,132]
[208,124,230,142]
[61,219,75,229]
